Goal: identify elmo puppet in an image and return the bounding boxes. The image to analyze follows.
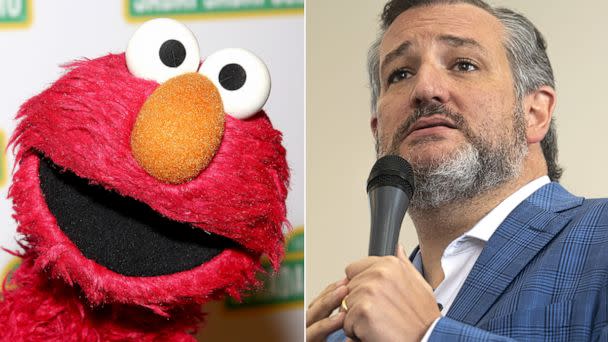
[0,18,289,341]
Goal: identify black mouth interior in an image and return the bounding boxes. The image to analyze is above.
[38,156,238,277]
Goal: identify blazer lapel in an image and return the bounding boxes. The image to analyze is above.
[445,183,582,325]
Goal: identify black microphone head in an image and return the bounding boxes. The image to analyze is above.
[367,155,415,198]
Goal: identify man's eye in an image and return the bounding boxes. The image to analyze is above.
[388,69,413,85]
[453,60,478,72]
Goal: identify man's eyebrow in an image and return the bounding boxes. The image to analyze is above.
[438,35,487,54]
[380,36,487,71]
[380,41,411,75]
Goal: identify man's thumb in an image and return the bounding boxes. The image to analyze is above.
[397,244,408,262]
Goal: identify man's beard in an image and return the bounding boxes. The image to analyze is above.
[376,102,528,211]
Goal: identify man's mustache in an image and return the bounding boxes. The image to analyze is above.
[388,103,467,154]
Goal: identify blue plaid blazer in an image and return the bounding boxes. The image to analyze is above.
[328,182,608,341]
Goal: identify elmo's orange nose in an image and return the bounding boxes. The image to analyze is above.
[131,73,224,184]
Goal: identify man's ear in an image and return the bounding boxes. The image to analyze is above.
[371,114,378,137]
[523,85,556,144]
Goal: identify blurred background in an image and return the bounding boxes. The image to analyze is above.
[307,0,608,305]
[0,1,303,341]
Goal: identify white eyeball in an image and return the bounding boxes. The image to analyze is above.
[126,18,200,83]
[199,48,271,119]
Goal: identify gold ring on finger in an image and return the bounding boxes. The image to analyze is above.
[341,298,349,312]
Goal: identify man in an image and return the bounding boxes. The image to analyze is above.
[307,0,608,341]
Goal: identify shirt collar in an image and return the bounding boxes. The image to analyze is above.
[412,176,551,273]
[463,176,550,242]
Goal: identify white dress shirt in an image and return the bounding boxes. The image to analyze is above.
[414,176,550,341]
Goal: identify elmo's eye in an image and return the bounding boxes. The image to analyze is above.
[199,48,271,119]
[126,18,200,83]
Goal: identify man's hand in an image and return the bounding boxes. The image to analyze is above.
[306,278,349,342]
[342,246,441,341]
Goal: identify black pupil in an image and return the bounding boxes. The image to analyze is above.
[159,39,186,68]
[219,63,247,91]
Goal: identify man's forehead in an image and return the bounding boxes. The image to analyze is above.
[380,3,505,56]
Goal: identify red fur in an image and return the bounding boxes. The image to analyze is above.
[0,249,201,341]
[10,153,263,310]
[11,54,289,263]
[2,52,290,338]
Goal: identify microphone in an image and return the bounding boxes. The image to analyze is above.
[367,155,415,256]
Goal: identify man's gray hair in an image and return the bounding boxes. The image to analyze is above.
[368,0,562,181]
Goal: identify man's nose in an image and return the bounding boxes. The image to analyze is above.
[410,64,449,106]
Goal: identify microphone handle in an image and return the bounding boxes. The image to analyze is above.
[368,186,409,256]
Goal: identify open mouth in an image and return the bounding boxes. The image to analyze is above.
[38,155,239,277]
